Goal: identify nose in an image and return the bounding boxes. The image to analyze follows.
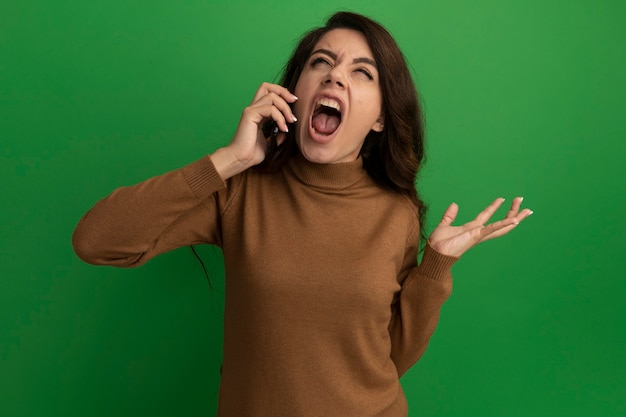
[323,66,345,88]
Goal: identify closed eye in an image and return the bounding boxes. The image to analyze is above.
[311,57,332,67]
[355,67,373,80]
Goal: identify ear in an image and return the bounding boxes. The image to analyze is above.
[371,113,384,132]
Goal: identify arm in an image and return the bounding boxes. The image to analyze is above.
[72,82,298,268]
[389,244,458,377]
[72,156,227,267]
[389,197,533,376]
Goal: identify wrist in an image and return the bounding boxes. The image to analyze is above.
[210,146,250,180]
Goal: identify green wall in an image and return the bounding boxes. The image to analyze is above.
[2,1,624,415]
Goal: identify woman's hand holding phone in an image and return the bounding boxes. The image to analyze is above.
[211,83,298,180]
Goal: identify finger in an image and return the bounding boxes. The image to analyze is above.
[252,92,298,123]
[481,208,534,241]
[478,217,519,241]
[505,196,524,219]
[243,104,289,133]
[474,197,506,225]
[252,82,298,104]
[439,202,458,226]
[263,106,290,133]
[276,131,287,146]
[518,207,534,222]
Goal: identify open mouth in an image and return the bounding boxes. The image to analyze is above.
[311,98,342,136]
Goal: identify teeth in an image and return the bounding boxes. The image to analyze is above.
[316,98,341,112]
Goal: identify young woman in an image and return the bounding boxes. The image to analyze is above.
[73,12,532,417]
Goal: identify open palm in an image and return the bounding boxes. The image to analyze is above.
[428,197,533,258]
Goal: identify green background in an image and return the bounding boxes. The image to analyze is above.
[2,0,625,416]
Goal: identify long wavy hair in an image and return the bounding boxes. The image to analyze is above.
[257,11,427,243]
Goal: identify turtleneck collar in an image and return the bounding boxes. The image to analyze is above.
[285,152,370,191]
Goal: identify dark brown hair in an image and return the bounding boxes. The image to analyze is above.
[257,11,427,242]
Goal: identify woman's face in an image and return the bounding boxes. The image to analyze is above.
[293,28,383,164]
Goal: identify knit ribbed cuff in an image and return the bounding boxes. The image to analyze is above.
[182,156,227,199]
[417,244,459,281]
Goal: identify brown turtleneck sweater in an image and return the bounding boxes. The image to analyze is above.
[72,153,457,417]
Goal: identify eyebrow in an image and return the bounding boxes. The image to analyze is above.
[311,48,377,69]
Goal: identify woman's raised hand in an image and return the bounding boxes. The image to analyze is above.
[211,83,298,180]
[428,197,533,258]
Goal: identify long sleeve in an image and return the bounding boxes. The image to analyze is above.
[389,244,458,377]
[72,156,227,267]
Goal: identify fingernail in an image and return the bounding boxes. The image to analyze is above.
[292,94,298,100]
[284,126,289,132]
[292,115,298,122]
[528,210,534,215]
[519,196,524,202]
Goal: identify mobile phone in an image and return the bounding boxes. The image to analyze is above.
[262,121,294,152]
[262,120,280,140]
[262,102,295,141]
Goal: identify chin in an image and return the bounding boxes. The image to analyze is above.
[296,129,362,164]
[298,144,357,164]
[298,144,333,164]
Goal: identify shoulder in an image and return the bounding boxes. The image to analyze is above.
[216,162,289,214]
[360,180,422,246]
